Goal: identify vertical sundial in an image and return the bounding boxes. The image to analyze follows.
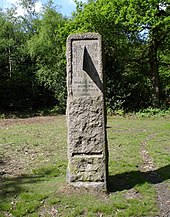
[66,33,108,191]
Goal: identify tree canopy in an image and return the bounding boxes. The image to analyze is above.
[0,0,169,113]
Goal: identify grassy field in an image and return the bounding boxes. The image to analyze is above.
[0,115,169,217]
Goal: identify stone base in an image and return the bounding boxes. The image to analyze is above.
[68,181,107,192]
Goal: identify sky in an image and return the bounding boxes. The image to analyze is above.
[0,0,87,16]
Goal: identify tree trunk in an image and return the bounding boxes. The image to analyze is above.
[8,46,12,78]
[149,40,160,107]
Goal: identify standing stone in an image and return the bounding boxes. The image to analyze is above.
[66,33,108,191]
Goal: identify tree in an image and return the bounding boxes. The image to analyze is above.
[116,0,170,107]
[158,28,170,106]
[0,8,32,110]
[27,2,67,112]
[63,0,154,111]
[0,3,44,111]
[1,0,169,113]
[68,0,170,109]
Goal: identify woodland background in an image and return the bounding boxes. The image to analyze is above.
[0,0,170,114]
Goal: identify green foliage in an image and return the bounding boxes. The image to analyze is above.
[115,0,170,107]
[0,0,170,112]
[0,6,52,111]
[66,0,164,110]
[26,3,67,112]
[136,107,170,117]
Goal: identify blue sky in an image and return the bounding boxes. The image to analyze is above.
[0,0,87,16]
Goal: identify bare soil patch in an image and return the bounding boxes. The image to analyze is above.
[0,116,58,129]
[140,135,170,217]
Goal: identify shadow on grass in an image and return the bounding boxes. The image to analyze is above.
[0,174,45,201]
[108,164,170,192]
[0,164,169,201]
[0,162,66,204]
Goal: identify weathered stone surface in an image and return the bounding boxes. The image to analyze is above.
[69,156,105,181]
[66,33,108,191]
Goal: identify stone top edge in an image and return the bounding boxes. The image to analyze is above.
[67,32,101,42]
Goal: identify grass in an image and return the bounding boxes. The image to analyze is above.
[0,115,169,216]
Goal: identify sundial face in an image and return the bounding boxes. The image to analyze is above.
[71,40,103,97]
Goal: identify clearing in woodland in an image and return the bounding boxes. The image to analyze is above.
[0,115,170,217]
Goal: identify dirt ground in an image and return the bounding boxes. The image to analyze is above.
[140,135,170,217]
[0,116,56,128]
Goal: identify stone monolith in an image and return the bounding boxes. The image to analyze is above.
[66,33,108,191]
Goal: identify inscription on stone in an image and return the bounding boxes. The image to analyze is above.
[72,40,102,96]
[66,33,108,191]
